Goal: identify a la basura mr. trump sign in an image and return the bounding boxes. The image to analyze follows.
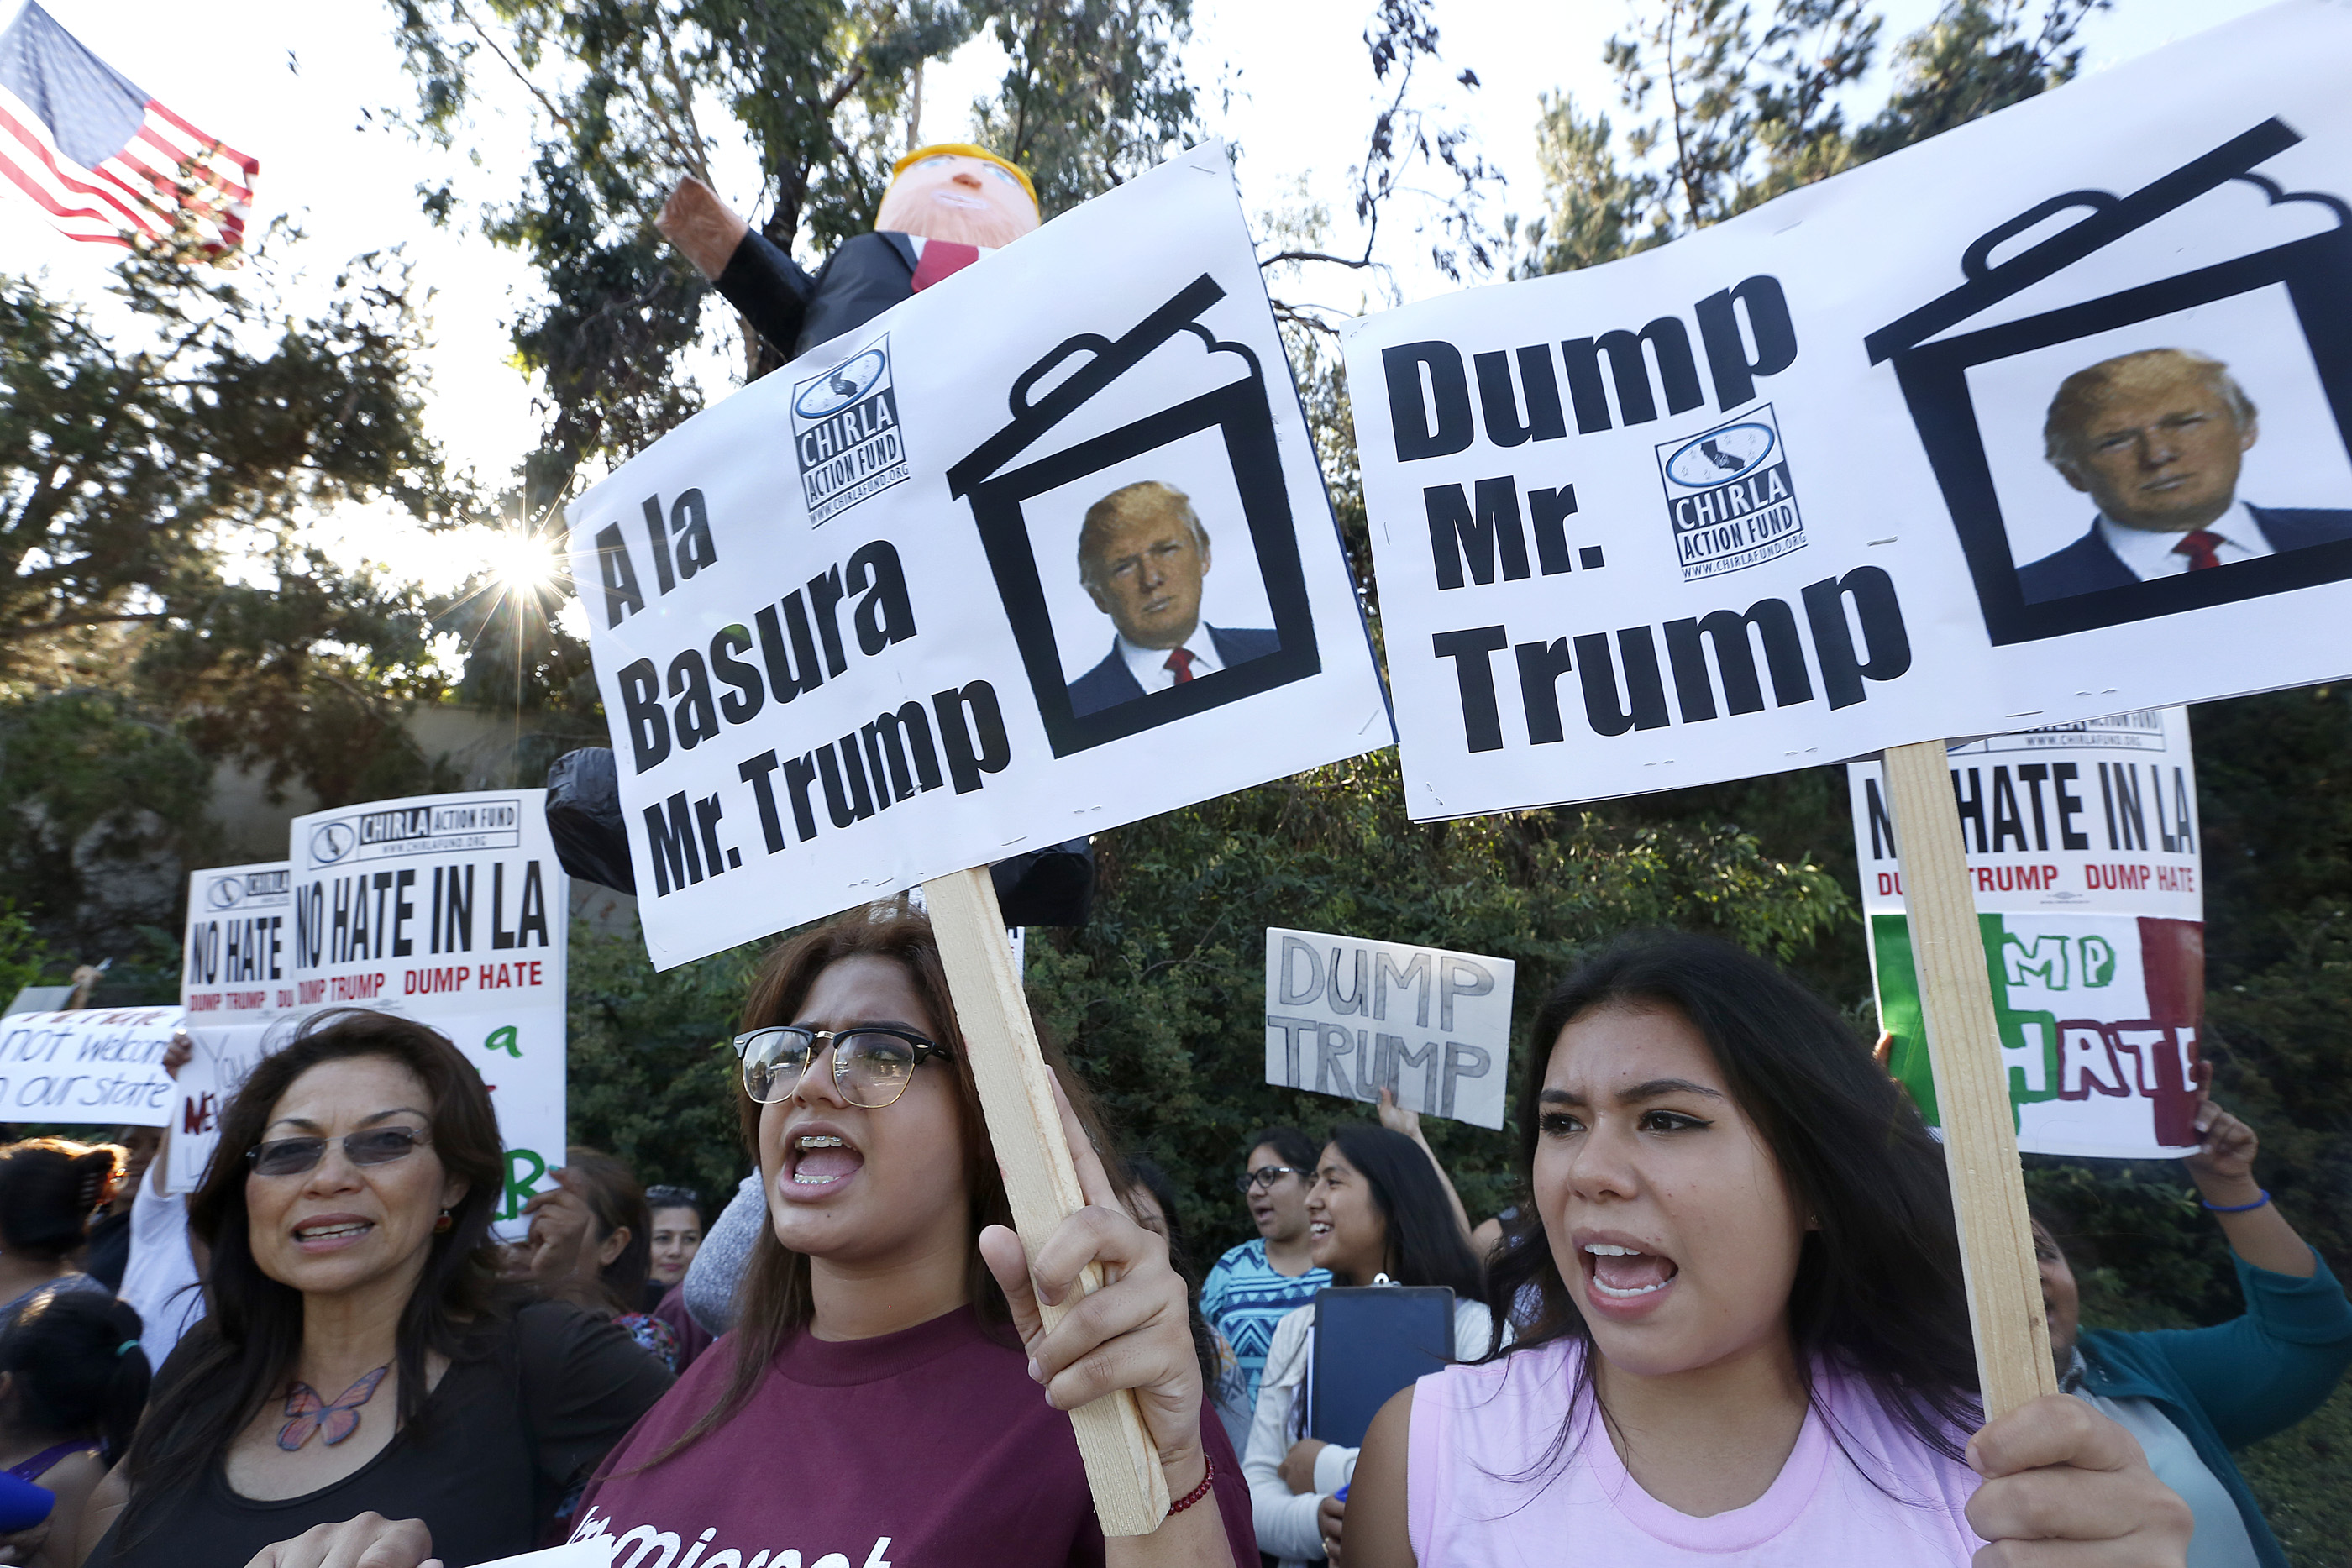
[567,144,1388,968]
[1345,0,2352,821]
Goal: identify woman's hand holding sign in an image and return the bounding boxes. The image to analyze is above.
[979,1078,1227,1565]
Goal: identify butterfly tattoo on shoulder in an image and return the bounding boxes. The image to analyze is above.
[278,1365,391,1450]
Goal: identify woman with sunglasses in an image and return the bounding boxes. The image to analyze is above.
[76,1009,674,1568]
[560,905,1255,1567]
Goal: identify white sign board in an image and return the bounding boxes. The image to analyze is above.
[171,861,295,1190]
[0,1008,182,1126]
[567,144,1389,968]
[288,790,568,1227]
[1852,709,2204,1157]
[1343,3,2352,819]
[1263,928,1515,1130]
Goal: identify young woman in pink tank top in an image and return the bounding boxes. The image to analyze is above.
[1341,933,2194,1567]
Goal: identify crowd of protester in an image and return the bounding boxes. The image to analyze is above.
[0,907,2337,1566]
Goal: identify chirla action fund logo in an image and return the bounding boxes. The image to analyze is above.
[1654,404,1805,580]
[792,337,908,527]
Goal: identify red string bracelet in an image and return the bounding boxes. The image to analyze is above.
[1167,1454,1216,1517]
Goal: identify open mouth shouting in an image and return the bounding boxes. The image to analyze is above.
[292,1214,375,1254]
[1577,1232,1679,1319]
[782,1125,864,1197]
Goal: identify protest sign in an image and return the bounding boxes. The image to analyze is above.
[0,1008,181,1126]
[287,790,568,1228]
[569,142,1386,1531]
[564,142,1389,971]
[1263,928,1514,1129]
[1854,711,2203,1158]
[1343,2,2352,821]
[170,861,294,1191]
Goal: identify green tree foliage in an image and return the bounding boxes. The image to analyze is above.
[1026,753,1850,1251]
[0,244,460,947]
[0,690,213,950]
[391,0,1200,511]
[0,248,449,657]
[564,917,764,1203]
[1518,0,2103,275]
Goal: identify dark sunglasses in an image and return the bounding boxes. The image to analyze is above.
[245,1126,432,1177]
[1236,1164,1305,1193]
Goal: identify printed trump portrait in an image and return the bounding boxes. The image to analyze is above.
[1063,480,1278,717]
[2016,347,2352,604]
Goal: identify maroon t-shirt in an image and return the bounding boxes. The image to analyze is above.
[573,1304,1254,1567]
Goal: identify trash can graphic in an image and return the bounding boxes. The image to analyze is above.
[947,273,1324,757]
[1866,118,2352,645]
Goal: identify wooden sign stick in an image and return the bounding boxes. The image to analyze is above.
[924,866,1172,1535]
[1881,739,2061,1419]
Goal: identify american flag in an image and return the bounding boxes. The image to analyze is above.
[0,2,256,260]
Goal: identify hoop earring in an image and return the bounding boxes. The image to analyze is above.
[433,1209,454,1234]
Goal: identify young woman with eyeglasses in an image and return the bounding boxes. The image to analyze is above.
[1340,933,2197,1568]
[76,1009,675,1568]
[558,905,1254,1567]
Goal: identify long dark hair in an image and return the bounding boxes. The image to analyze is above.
[1323,1124,1488,1305]
[1125,1156,1218,1386]
[560,1147,654,1316]
[654,903,1121,1465]
[0,1289,150,1458]
[0,1139,121,1261]
[1486,932,1979,1462]
[115,1009,516,1536]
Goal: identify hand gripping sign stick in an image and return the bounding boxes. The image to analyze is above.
[924,866,1172,1534]
[1881,740,2061,1418]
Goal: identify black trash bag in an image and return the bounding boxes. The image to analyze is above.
[544,747,635,894]
[990,837,1095,927]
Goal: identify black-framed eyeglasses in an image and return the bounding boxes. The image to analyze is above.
[245,1126,432,1178]
[1236,1164,1305,1193]
[731,1025,955,1109]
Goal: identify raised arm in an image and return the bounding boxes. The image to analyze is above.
[1376,1090,1473,1245]
[2181,1099,2315,1277]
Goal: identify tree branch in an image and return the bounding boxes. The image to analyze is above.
[451,0,574,134]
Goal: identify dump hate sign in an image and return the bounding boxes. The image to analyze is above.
[290,790,568,1224]
[568,144,1387,968]
[1264,928,1515,1130]
[171,860,295,1188]
[1345,2,2352,820]
[1852,709,2204,1158]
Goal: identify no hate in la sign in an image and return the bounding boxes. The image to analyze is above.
[1851,710,2204,1160]
[567,144,1389,968]
[285,790,568,1224]
[1343,1,2352,820]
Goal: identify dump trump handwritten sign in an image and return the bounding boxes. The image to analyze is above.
[1264,928,1515,1130]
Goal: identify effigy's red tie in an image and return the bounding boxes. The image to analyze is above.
[1164,648,1196,684]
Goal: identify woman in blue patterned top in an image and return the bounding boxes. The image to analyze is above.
[1202,1126,1331,1434]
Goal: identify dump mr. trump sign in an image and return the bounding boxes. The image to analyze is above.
[1346,2,2352,819]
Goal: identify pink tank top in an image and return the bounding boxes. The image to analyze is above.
[1407,1338,1986,1565]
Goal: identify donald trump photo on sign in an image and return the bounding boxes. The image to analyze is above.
[1065,480,1278,717]
[2018,348,2352,603]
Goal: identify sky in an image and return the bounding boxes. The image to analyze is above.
[0,0,2281,603]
